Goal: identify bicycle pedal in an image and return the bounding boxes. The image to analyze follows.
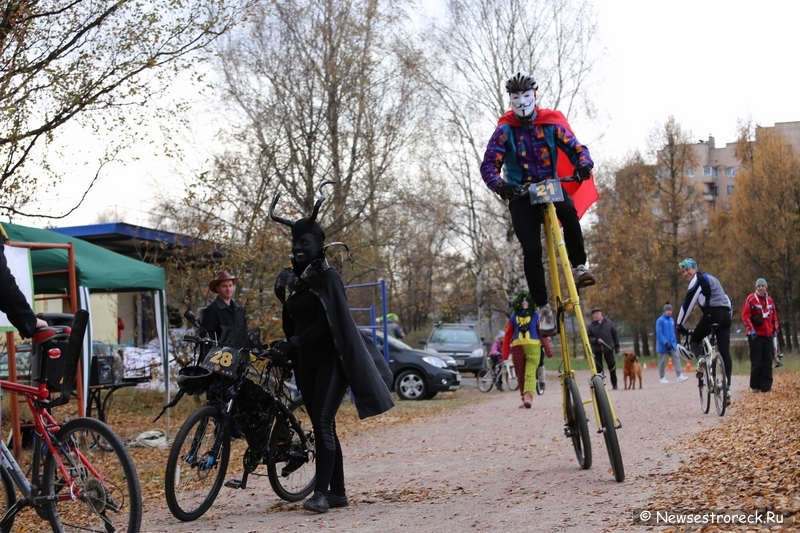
[225,479,244,489]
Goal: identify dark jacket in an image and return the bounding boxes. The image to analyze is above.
[1,241,38,338]
[587,317,619,354]
[201,296,247,347]
[276,260,394,419]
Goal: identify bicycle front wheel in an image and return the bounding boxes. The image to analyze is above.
[712,355,728,416]
[476,369,494,392]
[698,364,711,414]
[165,405,230,522]
[591,375,624,482]
[0,465,17,533]
[506,366,519,391]
[564,376,591,469]
[267,400,316,501]
[43,417,142,533]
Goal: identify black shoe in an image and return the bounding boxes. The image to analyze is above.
[229,421,244,440]
[303,492,329,513]
[328,493,349,509]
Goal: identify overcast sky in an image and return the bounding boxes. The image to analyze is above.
[27,0,800,228]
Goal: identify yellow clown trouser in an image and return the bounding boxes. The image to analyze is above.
[510,341,541,395]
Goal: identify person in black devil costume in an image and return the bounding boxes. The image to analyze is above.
[271,180,394,514]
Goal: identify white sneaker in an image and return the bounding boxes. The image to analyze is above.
[538,304,556,337]
[677,375,689,382]
[660,377,669,384]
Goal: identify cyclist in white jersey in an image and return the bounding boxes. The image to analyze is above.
[675,258,733,398]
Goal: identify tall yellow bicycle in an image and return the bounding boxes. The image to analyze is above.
[520,175,625,482]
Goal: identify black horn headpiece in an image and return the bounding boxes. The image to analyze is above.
[270,180,335,241]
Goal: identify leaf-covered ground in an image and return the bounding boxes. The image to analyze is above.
[646,372,800,532]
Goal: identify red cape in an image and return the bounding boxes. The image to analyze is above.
[497,109,599,219]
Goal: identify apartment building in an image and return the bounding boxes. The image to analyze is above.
[690,121,800,207]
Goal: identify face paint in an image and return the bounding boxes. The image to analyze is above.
[291,232,323,270]
[510,90,536,120]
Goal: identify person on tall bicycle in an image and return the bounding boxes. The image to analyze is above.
[480,71,596,337]
[675,258,733,403]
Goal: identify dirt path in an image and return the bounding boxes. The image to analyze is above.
[143,366,748,533]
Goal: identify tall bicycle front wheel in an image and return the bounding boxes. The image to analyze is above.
[43,417,142,533]
[698,361,711,414]
[564,376,591,470]
[165,405,231,522]
[476,368,494,393]
[591,375,624,482]
[712,355,728,416]
[505,364,519,391]
[267,399,316,501]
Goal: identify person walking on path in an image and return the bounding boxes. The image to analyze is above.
[656,303,688,384]
[501,291,541,408]
[741,278,779,393]
[587,307,620,390]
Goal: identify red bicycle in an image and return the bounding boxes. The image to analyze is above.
[0,309,142,533]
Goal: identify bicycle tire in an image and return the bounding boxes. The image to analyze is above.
[0,465,16,533]
[712,355,728,416]
[590,375,624,482]
[698,362,711,414]
[267,400,316,501]
[165,405,230,522]
[43,417,142,533]
[476,368,494,393]
[564,376,591,470]
[506,365,519,391]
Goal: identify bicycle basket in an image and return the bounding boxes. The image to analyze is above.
[177,365,213,396]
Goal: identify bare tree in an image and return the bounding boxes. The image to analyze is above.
[0,0,256,218]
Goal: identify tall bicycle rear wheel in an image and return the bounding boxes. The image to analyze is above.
[564,376,591,469]
[591,375,624,482]
[505,364,519,391]
[698,360,711,414]
[165,405,230,522]
[0,464,17,533]
[267,400,316,501]
[43,417,142,533]
[476,368,494,393]
[712,354,728,416]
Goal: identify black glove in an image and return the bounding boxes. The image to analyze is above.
[664,342,674,351]
[269,340,293,368]
[495,183,517,200]
[676,324,687,336]
[614,347,620,355]
[575,164,593,182]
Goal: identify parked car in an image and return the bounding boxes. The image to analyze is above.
[420,323,488,376]
[359,329,461,401]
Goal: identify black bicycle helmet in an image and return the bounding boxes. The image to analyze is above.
[505,72,538,93]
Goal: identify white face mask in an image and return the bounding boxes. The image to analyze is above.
[510,90,536,120]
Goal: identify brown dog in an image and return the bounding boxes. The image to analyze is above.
[623,352,642,390]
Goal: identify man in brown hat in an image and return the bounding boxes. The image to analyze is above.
[201,270,247,346]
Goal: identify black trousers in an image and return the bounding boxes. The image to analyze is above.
[509,190,586,308]
[296,354,349,496]
[592,345,618,388]
[748,336,773,392]
[689,307,732,387]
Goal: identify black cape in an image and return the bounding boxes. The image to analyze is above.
[276,260,394,419]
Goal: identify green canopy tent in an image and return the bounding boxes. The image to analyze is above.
[1,222,170,421]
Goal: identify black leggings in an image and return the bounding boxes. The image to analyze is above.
[592,346,618,389]
[296,354,349,496]
[508,190,586,308]
[690,307,732,387]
